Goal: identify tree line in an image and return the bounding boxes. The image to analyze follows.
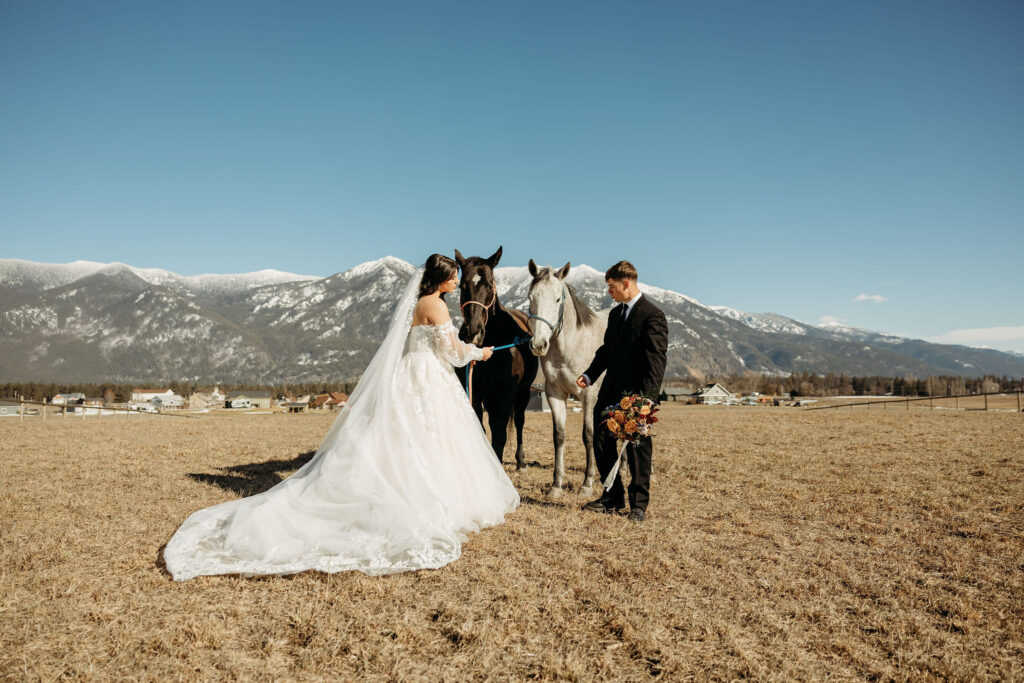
[666,372,1023,398]
[3,374,1022,404]
[0,381,357,403]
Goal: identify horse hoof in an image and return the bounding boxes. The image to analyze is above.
[579,485,594,498]
[516,463,527,472]
[546,486,564,499]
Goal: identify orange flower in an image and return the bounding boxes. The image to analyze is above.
[606,418,620,434]
[619,396,633,410]
[639,405,651,416]
[624,420,638,434]
[614,410,626,423]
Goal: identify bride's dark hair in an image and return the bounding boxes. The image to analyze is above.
[419,254,458,300]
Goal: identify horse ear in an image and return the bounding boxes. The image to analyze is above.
[528,259,538,277]
[556,262,571,280]
[487,246,503,268]
[454,250,466,269]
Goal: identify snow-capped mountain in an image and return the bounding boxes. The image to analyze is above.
[0,258,317,298]
[2,256,1023,383]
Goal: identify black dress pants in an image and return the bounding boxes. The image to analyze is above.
[594,407,652,511]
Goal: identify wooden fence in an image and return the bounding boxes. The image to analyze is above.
[1,397,193,421]
[808,390,1023,412]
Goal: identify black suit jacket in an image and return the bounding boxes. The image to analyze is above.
[584,294,669,405]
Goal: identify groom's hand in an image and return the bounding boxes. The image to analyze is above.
[576,375,589,389]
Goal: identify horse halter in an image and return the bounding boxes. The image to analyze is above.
[460,286,497,326]
[528,285,565,337]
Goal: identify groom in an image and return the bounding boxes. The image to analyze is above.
[576,261,668,522]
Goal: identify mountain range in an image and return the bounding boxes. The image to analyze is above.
[2,257,1022,384]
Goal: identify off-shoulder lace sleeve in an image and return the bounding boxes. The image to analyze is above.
[432,322,484,367]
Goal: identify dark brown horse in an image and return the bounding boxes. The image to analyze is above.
[454,246,538,469]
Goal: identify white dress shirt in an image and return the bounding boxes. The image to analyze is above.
[621,291,643,321]
[581,292,644,387]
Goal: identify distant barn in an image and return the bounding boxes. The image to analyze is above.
[659,386,694,402]
[526,385,550,413]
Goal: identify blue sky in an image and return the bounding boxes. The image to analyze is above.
[2,1,1022,351]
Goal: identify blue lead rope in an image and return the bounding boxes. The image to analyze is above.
[491,335,531,351]
[463,335,532,397]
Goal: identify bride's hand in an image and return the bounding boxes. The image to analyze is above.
[481,346,494,361]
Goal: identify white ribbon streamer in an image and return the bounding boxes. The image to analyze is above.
[602,440,630,490]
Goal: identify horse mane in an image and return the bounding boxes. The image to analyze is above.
[503,307,532,335]
[565,284,598,327]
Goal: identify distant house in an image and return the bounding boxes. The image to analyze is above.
[312,392,348,411]
[132,388,174,404]
[83,397,105,407]
[693,383,733,405]
[188,387,224,410]
[282,402,309,413]
[51,392,85,405]
[0,400,20,417]
[226,391,272,410]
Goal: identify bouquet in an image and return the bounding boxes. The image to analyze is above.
[601,393,659,442]
[600,393,658,488]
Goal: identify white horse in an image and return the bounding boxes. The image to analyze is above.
[526,260,608,499]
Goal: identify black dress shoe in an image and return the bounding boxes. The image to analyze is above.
[582,497,625,514]
[627,508,646,522]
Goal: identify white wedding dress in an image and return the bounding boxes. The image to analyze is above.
[164,269,520,581]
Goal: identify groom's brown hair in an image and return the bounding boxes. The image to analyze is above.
[605,260,637,282]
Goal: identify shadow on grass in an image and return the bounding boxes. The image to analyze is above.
[155,541,169,577]
[511,460,544,470]
[188,450,317,497]
[520,494,567,508]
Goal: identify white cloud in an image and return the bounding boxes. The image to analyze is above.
[855,293,886,303]
[929,325,1024,354]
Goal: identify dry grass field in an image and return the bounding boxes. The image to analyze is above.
[2,405,1023,680]
[811,393,1024,412]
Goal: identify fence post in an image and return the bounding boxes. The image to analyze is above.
[955,395,959,410]
[906,398,910,411]
[1018,391,1021,412]
[984,394,989,412]
[19,397,24,422]
[930,397,934,410]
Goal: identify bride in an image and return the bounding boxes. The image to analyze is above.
[164,254,521,580]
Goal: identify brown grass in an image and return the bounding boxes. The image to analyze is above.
[2,406,1023,680]
[813,394,1024,412]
